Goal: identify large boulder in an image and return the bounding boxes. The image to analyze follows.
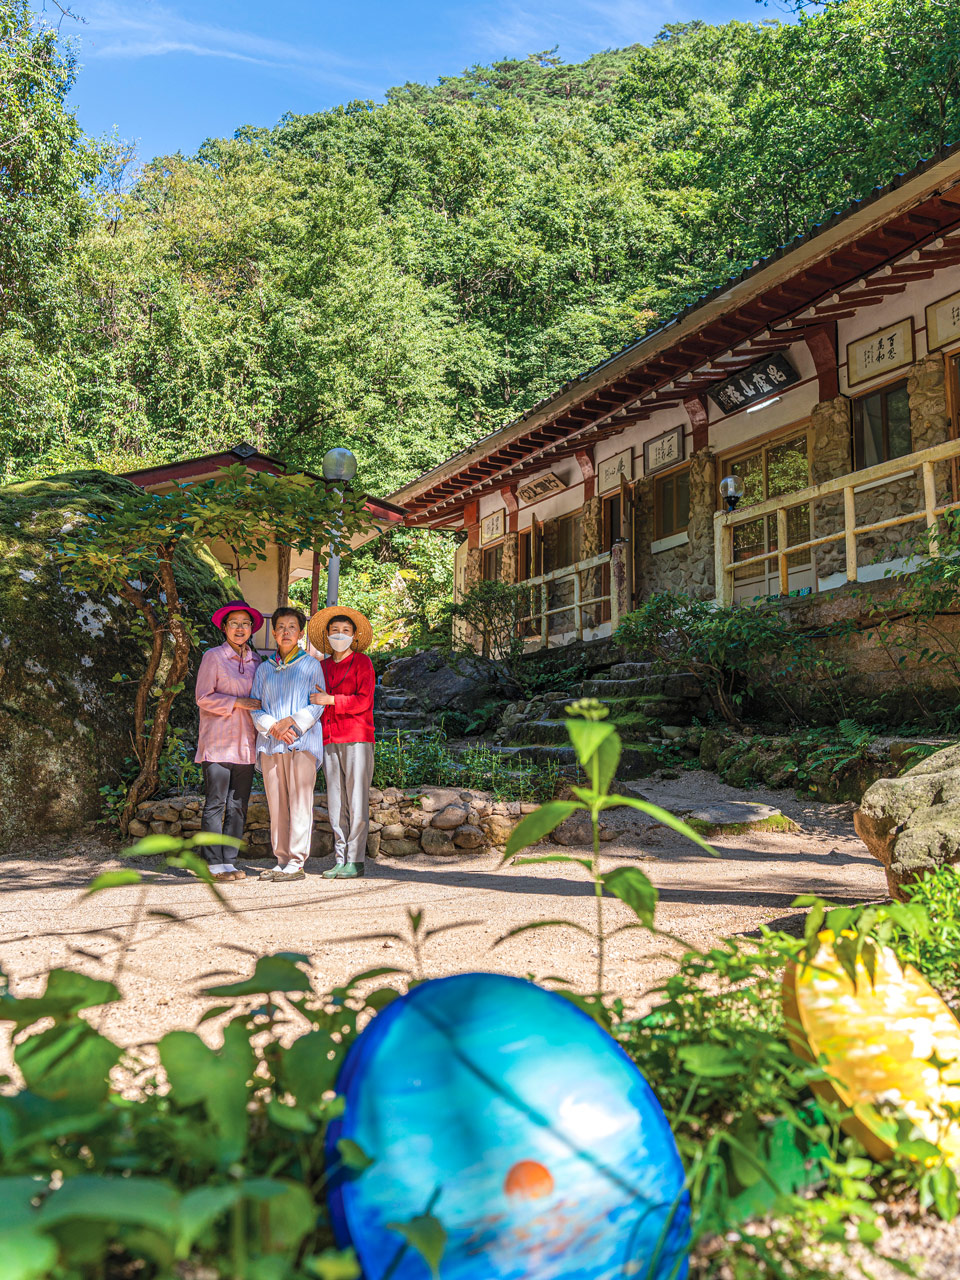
[0,471,229,850]
[854,743,960,899]
[380,648,513,713]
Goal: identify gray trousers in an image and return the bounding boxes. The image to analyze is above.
[200,762,255,865]
[323,743,374,864]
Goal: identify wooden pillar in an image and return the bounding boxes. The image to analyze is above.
[575,447,596,501]
[276,543,291,608]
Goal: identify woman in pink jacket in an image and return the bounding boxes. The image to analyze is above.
[194,600,264,881]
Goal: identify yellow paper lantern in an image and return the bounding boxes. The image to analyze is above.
[783,933,960,1163]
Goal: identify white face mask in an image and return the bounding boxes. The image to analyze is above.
[328,633,354,652]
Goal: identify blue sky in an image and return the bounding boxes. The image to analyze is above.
[57,0,773,163]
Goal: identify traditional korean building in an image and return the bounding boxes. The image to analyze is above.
[123,443,404,648]
[385,144,960,650]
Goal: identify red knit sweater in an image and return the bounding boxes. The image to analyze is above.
[320,652,376,743]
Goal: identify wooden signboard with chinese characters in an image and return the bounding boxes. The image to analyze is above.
[597,449,633,494]
[707,352,800,414]
[926,289,960,352]
[847,318,914,387]
[517,472,566,505]
[642,427,684,477]
[480,509,505,545]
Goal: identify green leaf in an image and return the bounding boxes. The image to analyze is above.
[565,718,616,769]
[266,1098,316,1134]
[305,1248,361,1279]
[677,1042,745,1078]
[337,1138,375,1172]
[0,1179,45,1231]
[512,854,594,870]
[280,1031,344,1109]
[175,1185,240,1257]
[385,1212,447,1280]
[932,1163,959,1221]
[200,953,312,997]
[0,1227,59,1280]
[601,866,658,928]
[83,869,143,896]
[121,834,184,857]
[15,1023,121,1104]
[158,1022,254,1165]
[0,969,120,1029]
[38,1176,180,1233]
[504,802,582,857]
[594,730,622,795]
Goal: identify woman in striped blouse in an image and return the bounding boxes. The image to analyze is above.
[250,608,326,882]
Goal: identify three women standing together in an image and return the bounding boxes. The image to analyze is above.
[193,599,376,883]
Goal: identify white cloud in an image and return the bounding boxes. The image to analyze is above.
[76,2,379,92]
[472,0,674,60]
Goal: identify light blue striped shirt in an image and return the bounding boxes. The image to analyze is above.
[250,648,326,760]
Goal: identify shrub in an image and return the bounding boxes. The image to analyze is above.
[615,591,849,726]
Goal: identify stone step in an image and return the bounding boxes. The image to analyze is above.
[382,693,417,711]
[375,710,430,730]
[492,742,658,778]
[581,674,700,700]
[607,662,658,680]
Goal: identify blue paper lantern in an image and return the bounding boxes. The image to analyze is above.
[326,972,690,1279]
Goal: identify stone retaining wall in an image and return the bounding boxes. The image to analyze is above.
[129,786,540,858]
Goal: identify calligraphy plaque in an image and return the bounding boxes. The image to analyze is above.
[926,290,960,352]
[516,472,566,505]
[847,318,914,388]
[480,509,505,545]
[707,351,800,414]
[598,449,633,493]
[642,427,684,477]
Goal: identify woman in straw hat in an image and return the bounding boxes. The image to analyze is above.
[194,600,264,881]
[307,605,375,879]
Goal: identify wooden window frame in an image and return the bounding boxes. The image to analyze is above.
[481,542,504,583]
[654,465,691,540]
[518,529,533,581]
[852,378,911,471]
[718,420,812,509]
[601,492,622,552]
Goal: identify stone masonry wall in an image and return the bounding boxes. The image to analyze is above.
[633,448,715,601]
[130,786,539,858]
[811,357,953,582]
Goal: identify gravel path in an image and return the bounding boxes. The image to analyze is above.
[0,769,884,1047]
[4,768,959,1276]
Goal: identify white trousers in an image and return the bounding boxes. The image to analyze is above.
[323,742,374,864]
[260,751,318,869]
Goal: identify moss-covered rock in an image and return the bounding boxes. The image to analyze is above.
[0,471,229,849]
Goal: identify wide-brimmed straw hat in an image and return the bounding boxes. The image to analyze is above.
[307,605,373,654]
[212,600,265,633]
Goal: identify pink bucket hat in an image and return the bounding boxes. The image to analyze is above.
[211,600,265,632]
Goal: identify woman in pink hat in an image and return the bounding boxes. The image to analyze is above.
[194,601,264,881]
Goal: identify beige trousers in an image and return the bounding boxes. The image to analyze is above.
[260,751,318,869]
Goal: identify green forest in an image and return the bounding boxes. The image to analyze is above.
[4,0,960,499]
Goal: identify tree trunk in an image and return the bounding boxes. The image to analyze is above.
[119,558,193,835]
[119,584,164,763]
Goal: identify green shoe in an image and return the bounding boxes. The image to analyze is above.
[322,862,365,879]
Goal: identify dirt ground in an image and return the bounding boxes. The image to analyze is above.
[0,768,885,1048]
[4,767,960,1276]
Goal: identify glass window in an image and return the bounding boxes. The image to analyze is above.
[601,494,622,551]
[482,544,503,582]
[726,432,812,587]
[518,530,532,581]
[655,470,690,539]
[853,382,911,470]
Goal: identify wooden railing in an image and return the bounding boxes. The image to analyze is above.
[519,551,612,647]
[713,438,960,606]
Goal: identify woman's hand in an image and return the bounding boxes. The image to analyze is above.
[310,684,335,707]
[268,717,299,744]
[234,697,261,710]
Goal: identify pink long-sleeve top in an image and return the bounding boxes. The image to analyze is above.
[194,642,262,764]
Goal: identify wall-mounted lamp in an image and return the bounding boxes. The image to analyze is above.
[719,474,745,512]
[322,447,358,483]
[322,447,357,607]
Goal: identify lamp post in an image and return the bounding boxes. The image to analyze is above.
[719,474,745,512]
[321,447,357,607]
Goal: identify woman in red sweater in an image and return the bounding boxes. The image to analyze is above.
[307,606,376,879]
